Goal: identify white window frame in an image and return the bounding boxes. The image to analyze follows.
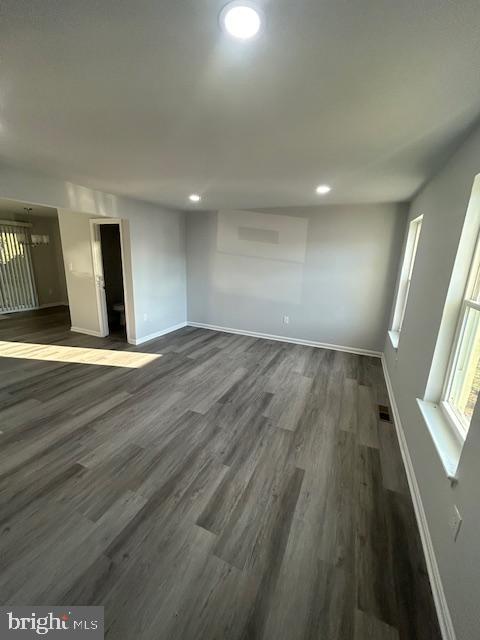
[389,214,423,348]
[441,229,480,441]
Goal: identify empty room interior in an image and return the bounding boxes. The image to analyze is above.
[1,1,480,639]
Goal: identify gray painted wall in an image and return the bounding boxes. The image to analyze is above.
[384,124,480,640]
[127,204,186,340]
[186,205,407,352]
[0,166,186,342]
[0,211,67,306]
[30,216,68,306]
[57,210,100,334]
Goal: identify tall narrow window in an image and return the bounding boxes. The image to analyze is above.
[0,221,38,313]
[389,214,423,348]
[442,232,480,439]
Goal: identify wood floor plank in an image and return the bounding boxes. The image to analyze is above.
[196,418,274,536]
[378,420,409,494]
[339,378,358,432]
[0,308,441,640]
[212,429,298,571]
[263,557,355,640]
[385,490,442,640]
[263,371,312,431]
[355,445,397,627]
[358,384,380,448]
[354,609,399,640]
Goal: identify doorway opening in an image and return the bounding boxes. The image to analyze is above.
[100,224,125,339]
[90,218,134,343]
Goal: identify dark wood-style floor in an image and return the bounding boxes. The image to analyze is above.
[0,307,441,640]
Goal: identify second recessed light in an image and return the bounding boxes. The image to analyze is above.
[316,185,331,195]
[189,194,201,202]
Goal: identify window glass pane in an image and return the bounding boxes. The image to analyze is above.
[407,220,422,282]
[470,256,480,302]
[448,306,480,431]
[398,279,411,332]
[392,216,423,334]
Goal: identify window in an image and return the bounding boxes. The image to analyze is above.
[0,220,38,313]
[389,214,423,348]
[416,176,480,480]
[442,232,480,439]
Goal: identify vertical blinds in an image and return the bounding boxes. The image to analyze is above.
[0,221,38,313]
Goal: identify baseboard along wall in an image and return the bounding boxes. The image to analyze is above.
[70,326,104,338]
[381,357,456,640]
[187,321,382,358]
[130,321,188,345]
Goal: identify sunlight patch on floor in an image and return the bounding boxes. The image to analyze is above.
[0,341,162,368]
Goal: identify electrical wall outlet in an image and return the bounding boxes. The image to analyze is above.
[449,505,462,541]
[283,315,290,324]
[143,313,148,322]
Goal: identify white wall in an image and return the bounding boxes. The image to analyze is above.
[57,210,99,334]
[29,216,68,306]
[187,205,407,353]
[0,165,186,342]
[127,204,186,340]
[384,124,480,640]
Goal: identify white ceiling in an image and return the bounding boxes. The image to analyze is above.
[1,0,480,210]
[0,198,58,219]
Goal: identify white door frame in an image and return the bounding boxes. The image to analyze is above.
[89,218,136,344]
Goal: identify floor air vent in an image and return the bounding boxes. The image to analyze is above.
[378,404,392,422]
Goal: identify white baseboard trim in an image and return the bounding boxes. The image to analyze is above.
[381,356,456,640]
[71,326,104,338]
[130,321,187,346]
[187,321,382,358]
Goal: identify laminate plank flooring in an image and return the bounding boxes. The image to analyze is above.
[0,307,442,640]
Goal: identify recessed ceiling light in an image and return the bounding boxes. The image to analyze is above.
[316,185,331,195]
[220,2,262,40]
[189,194,201,202]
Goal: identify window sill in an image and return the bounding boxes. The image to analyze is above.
[416,398,462,483]
[388,330,400,350]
